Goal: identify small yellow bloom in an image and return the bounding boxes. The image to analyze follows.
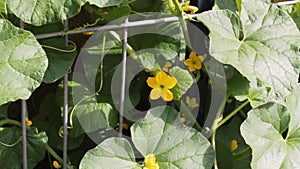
[182,6,198,14]
[231,139,238,152]
[182,1,198,14]
[184,51,204,72]
[26,118,32,127]
[53,161,61,169]
[162,61,172,72]
[144,154,159,169]
[186,96,199,109]
[180,117,186,123]
[117,123,129,130]
[82,31,95,35]
[146,71,177,102]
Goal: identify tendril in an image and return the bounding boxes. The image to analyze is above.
[0,136,22,147]
[42,40,77,53]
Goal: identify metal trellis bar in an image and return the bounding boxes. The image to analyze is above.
[63,20,69,169]
[118,18,129,137]
[20,20,28,169]
[35,14,200,40]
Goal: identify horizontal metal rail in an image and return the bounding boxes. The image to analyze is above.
[35,14,199,39]
[275,0,300,6]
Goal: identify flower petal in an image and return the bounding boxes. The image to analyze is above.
[150,88,163,100]
[162,89,173,101]
[155,71,168,84]
[189,51,197,59]
[164,76,177,89]
[147,77,159,89]
[188,66,196,72]
[186,96,191,105]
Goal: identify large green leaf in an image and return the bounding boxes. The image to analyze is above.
[131,106,215,169]
[198,0,300,102]
[41,38,77,83]
[241,85,300,169]
[7,0,86,26]
[0,127,47,168]
[79,137,142,169]
[0,19,47,106]
[169,66,193,101]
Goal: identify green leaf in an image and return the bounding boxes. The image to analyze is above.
[241,85,300,169]
[198,1,300,103]
[0,19,48,106]
[7,0,86,26]
[213,0,238,12]
[289,2,300,30]
[0,104,7,119]
[33,94,84,150]
[41,38,77,83]
[0,0,7,15]
[85,3,131,23]
[227,71,270,108]
[216,117,251,169]
[87,0,125,8]
[79,137,141,169]
[169,67,193,100]
[57,81,118,137]
[0,127,47,168]
[131,106,215,169]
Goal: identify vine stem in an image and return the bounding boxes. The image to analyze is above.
[166,0,192,48]
[233,147,252,160]
[217,100,250,129]
[0,119,22,127]
[46,144,73,168]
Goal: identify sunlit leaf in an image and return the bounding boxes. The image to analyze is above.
[0,19,47,106]
[241,85,300,169]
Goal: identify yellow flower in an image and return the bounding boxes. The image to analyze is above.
[186,96,199,109]
[147,71,177,102]
[182,5,198,14]
[182,1,198,14]
[144,154,159,169]
[184,51,204,72]
[180,117,186,123]
[53,161,61,169]
[162,61,172,72]
[26,118,32,127]
[231,139,238,152]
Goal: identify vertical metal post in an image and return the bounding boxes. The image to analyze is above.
[63,20,69,169]
[20,20,28,169]
[21,100,27,169]
[118,18,129,137]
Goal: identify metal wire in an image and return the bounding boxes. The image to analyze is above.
[63,20,69,169]
[118,18,129,137]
